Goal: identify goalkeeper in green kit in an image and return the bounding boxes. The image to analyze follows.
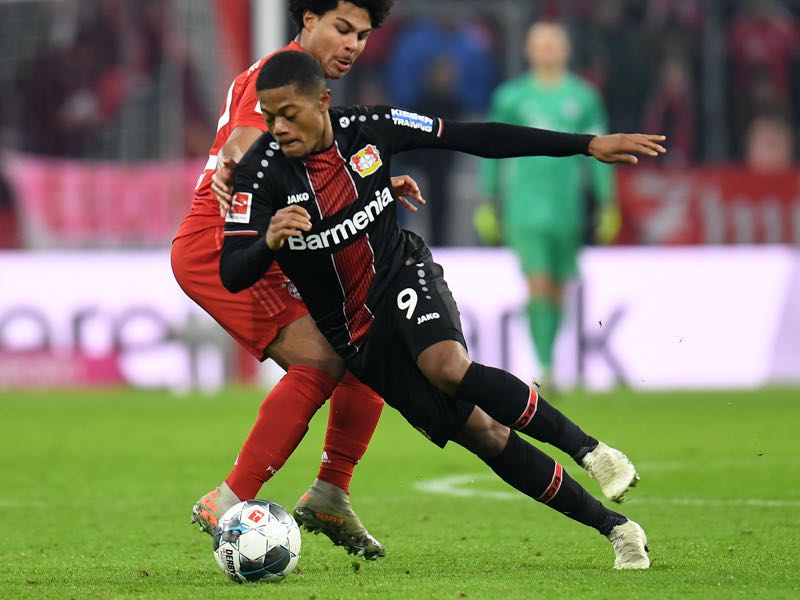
[479,21,620,391]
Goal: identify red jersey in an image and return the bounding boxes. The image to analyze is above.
[728,15,799,93]
[174,40,304,240]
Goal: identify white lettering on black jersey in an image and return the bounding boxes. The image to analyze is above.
[224,105,443,358]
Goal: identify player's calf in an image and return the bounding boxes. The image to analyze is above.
[454,362,600,460]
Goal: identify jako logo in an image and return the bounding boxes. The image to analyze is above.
[416,312,440,325]
[288,187,393,250]
[287,192,310,204]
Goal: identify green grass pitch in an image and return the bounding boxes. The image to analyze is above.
[1,387,799,599]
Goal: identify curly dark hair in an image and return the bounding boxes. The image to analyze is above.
[288,0,394,32]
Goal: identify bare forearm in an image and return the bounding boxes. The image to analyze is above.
[218,126,264,164]
[212,126,266,214]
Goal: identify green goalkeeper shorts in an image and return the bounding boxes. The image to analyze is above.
[508,227,580,281]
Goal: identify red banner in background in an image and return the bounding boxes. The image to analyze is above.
[6,157,800,248]
[5,154,204,247]
[214,0,253,80]
[616,167,800,245]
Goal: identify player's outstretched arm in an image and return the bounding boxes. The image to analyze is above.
[588,134,667,164]
[376,105,666,163]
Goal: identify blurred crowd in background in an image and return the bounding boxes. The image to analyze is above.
[1,0,800,248]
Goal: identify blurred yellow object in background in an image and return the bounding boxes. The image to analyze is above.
[473,202,502,246]
[596,202,621,245]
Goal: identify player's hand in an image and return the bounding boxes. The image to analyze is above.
[588,134,667,165]
[266,206,312,251]
[390,174,426,212]
[213,157,238,217]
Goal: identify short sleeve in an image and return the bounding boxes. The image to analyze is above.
[231,71,269,131]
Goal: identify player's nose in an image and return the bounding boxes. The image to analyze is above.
[342,34,358,54]
[272,117,290,135]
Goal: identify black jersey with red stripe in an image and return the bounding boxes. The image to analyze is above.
[221,104,592,359]
[222,105,441,359]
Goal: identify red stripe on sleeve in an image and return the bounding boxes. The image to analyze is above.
[223,230,259,236]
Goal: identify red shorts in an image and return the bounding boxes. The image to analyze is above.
[171,226,309,360]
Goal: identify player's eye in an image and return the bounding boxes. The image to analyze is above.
[358,31,370,41]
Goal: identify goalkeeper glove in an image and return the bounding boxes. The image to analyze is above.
[595,202,621,245]
[473,202,502,246]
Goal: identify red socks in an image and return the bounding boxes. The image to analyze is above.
[224,367,383,500]
[317,371,384,494]
[225,365,336,499]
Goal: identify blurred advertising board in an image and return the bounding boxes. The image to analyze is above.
[0,251,229,391]
[1,247,798,390]
[5,154,203,248]
[617,167,800,245]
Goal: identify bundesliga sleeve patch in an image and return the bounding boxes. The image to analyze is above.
[225,192,253,224]
[349,145,383,178]
[390,108,434,132]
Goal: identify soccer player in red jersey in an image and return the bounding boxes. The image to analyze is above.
[219,51,667,569]
[172,1,414,559]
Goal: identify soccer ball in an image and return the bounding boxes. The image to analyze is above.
[212,499,301,583]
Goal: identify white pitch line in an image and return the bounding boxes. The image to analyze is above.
[637,497,800,508]
[413,473,800,508]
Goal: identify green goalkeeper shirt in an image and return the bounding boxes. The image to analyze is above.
[480,72,614,235]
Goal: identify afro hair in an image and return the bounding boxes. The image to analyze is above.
[288,0,394,32]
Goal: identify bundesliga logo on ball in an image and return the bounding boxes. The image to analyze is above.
[212,499,301,583]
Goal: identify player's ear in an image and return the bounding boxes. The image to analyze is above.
[319,88,332,112]
[303,10,318,33]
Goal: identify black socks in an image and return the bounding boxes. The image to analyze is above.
[485,432,626,535]
[455,362,598,461]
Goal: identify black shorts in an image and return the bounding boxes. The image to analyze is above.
[348,237,475,447]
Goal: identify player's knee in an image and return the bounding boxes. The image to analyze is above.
[308,355,346,381]
[418,346,470,395]
[434,361,467,395]
[267,344,345,380]
[267,316,346,380]
[454,408,510,460]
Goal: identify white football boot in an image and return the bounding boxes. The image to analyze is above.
[293,479,385,560]
[607,520,650,570]
[582,442,639,502]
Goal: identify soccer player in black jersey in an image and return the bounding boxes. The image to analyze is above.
[220,50,667,569]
